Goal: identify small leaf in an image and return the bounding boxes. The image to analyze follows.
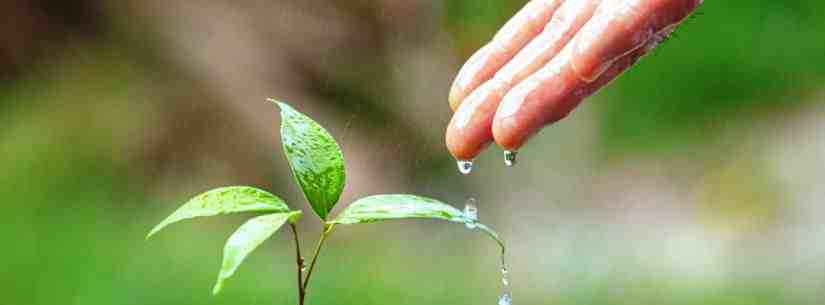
[329,194,504,250]
[271,100,345,220]
[331,194,464,224]
[147,186,290,239]
[213,211,302,295]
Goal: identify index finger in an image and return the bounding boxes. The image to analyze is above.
[448,0,563,111]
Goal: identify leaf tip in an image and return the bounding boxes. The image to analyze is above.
[211,281,223,296]
[267,98,292,113]
[146,224,164,240]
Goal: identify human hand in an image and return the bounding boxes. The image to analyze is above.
[445,0,703,165]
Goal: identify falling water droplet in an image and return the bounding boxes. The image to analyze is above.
[498,293,512,305]
[499,254,512,305]
[501,266,510,286]
[503,150,518,167]
[463,198,478,229]
[457,160,474,175]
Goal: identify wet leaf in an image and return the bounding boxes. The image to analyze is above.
[213,211,302,295]
[329,194,504,250]
[147,186,290,239]
[272,100,345,220]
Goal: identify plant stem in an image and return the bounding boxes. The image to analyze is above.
[289,223,305,305]
[301,224,333,296]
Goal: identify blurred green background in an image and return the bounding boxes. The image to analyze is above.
[3,0,825,304]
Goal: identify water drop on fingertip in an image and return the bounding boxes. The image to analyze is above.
[457,160,474,175]
[503,150,518,167]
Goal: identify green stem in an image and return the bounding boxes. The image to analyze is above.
[475,223,506,255]
[301,224,334,295]
[289,223,305,305]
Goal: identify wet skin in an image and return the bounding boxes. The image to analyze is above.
[446,0,703,161]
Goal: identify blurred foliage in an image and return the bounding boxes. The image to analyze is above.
[2,0,824,304]
[695,156,784,236]
[444,0,523,56]
[597,0,825,157]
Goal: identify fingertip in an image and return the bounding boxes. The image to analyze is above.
[446,83,505,160]
[492,114,525,151]
[446,134,480,162]
[445,101,478,161]
[446,120,491,161]
[492,91,545,152]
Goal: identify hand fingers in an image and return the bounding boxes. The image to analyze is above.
[445,81,500,160]
[492,0,702,151]
[446,0,600,160]
[448,0,563,111]
[571,0,704,82]
[491,42,643,150]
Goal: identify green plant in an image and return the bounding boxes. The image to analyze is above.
[147,100,503,304]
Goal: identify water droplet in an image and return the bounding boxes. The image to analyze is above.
[498,293,512,305]
[501,266,510,286]
[503,150,518,167]
[456,160,474,175]
[499,256,512,303]
[463,198,478,229]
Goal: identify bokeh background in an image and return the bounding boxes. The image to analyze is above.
[3,1,825,304]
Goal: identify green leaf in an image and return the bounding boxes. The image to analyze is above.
[213,211,302,295]
[271,100,345,220]
[147,186,290,239]
[329,194,504,251]
[331,194,465,224]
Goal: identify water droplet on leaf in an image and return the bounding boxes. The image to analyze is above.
[463,198,478,229]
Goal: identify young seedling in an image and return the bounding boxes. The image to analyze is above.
[147,100,505,305]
